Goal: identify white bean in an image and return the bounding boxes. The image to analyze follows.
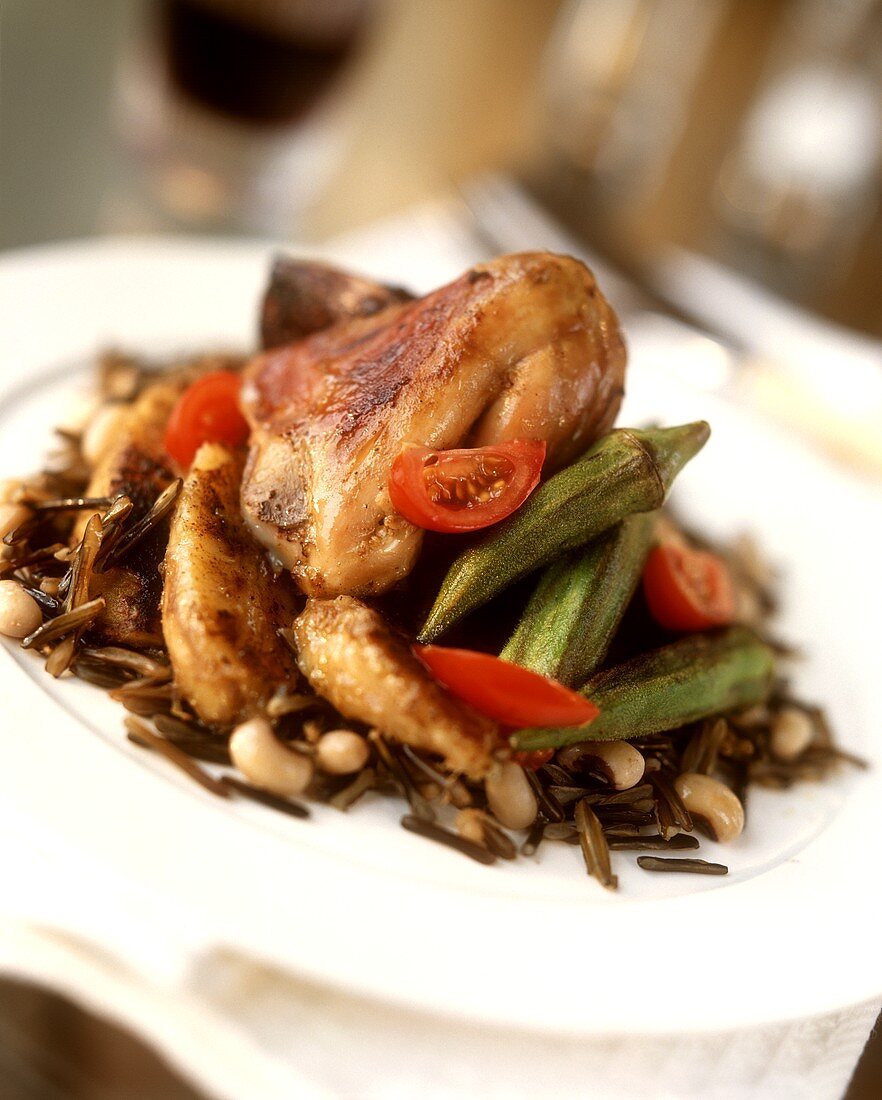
[0,503,31,540]
[316,729,370,775]
[559,740,645,790]
[674,772,744,843]
[0,580,42,638]
[770,707,815,761]
[485,761,537,830]
[229,717,313,796]
[82,404,125,466]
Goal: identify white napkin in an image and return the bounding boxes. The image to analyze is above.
[1,914,876,1100]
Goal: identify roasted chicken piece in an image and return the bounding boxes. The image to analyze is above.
[78,373,183,529]
[242,252,626,597]
[293,596,498,778]
[260,257,412,350]
[162,443,298,727]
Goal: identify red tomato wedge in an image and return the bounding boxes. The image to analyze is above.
[164,371,249,468]
[389,440,546,533]
[642,542,736,632]
[414,645,599,728]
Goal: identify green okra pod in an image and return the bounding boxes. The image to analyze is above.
[499,511,656,686]
[418,422,709,643]
[512,626,776,750]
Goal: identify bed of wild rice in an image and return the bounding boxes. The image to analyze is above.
[0,353,864,887]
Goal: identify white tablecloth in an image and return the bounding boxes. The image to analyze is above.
[1,916,876,1100]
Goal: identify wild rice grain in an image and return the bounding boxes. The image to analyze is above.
[31,495,114,513]
[524,767,566,823]
[223,776,310,818]
[125,718,229,798]
[20,597,105,649]
[329,767,377,811]
[456,809,517,860]
[584,783,654,807]
[105,479,181,566]
[521,819,546,857]
[637,856,728,875]
[574,798,617,890]
[607,834,700,852]
[400,814,496,865]
[45,635,77,678]
[80,646,170,679]
[648,770,694,838]
[372,736,436,821]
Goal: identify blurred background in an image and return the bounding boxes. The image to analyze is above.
[2,0,881,339]
[1,0,881,1095]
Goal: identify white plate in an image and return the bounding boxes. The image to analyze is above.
[1,237,881,1037]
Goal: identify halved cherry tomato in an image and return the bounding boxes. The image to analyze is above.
[414,645,599,728]
[164,370,249,468]
[389,440,546,533]
[642,542,735,632]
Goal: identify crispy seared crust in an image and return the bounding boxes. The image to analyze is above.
[241,252,626,597]
[260,257,413,350]
[293,596,498,778]
[162,443,299,727]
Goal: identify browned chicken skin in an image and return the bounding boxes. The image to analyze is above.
[162,443,298,727]
[293,596,498,778]
[241,252,626,598]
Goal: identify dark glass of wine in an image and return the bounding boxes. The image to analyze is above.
[161,0,369,128]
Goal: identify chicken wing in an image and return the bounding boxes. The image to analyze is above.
[293,596,498,778]
[162,443,298,727]
[241,252,626,597]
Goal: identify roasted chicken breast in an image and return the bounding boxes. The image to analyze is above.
[293,595,498,778]
[242,252,626,597]
[162,442,298,727]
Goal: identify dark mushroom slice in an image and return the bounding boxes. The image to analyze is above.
[260,257,413,349]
